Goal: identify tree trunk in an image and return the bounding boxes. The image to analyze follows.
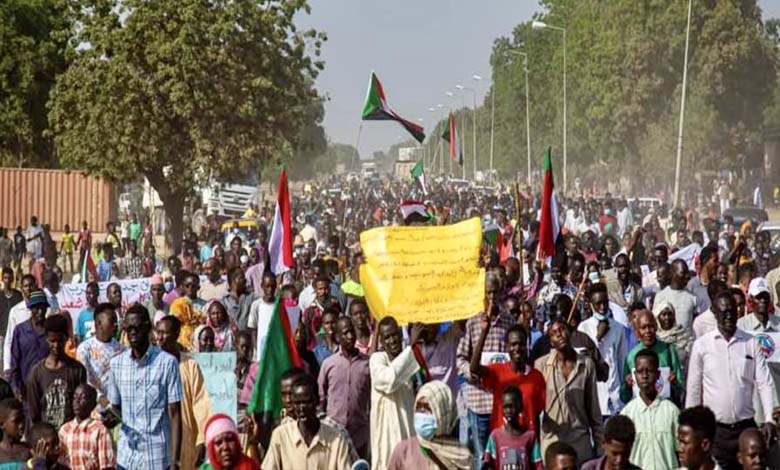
[146,170,186,255]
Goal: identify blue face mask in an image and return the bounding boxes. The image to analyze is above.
[414,412,438,439]
[164,281,174,293]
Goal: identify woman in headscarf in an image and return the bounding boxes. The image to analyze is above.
[171,296,201,350]
[206,300,236,352]
[198,413,260,470]
[654,301,692,365]
[192,325,217,353]
[387,380,473,470]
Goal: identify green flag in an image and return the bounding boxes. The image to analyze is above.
[410,160,427,195]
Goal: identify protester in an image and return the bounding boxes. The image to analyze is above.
[75,282,100,341]
[469,322,545,432]
[223,267,256,331]
[247,271,277,355]
[420,321,464,398]
[263,374,353,469]
[76,303,124,410]
[145,274,169,320]
[199,413,260,470]
[9,290,49,398]
[535,318,602,464]
[456,273,516,464]
[58,383,115,470]
[27,314,87,429]
[206,300,235,352]
[318,316,371,458]
[200,258,228,302]
[544,442,578,470]
[0,398,30,465]
[620,309,684,406]
[156,315,211,470]
[581,415,640,469]
[26,422,70,470]
[677,406,719,470]
[686,291,778,469]
[578,282,628,414]
[481,385,543,470]
[369,317,421,470]
[737,428,769,470]
[620,349,680,469]
[691,278,728,340]
[108,305,183,470]
[653,259,699,331]
[387,380,472,470]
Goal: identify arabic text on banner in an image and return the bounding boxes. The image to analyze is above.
[359,217,485,325]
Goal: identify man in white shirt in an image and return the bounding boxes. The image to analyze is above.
[579,282,627,415]
[654,260,698,332]
[737,277,780,428]
[2,274,36,374]
[692,279,727,339]
[686,291,778,469]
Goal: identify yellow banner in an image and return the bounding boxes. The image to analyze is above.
[359,217,485,325]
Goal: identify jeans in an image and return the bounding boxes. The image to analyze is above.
[466,409,491,468]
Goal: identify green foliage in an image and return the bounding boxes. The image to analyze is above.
[48,0,324,245]
[427,0,779,190]
[0,0,70,168]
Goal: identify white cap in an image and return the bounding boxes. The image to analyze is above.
[748,277,770,297]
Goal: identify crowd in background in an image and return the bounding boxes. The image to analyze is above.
[0,172,778,469]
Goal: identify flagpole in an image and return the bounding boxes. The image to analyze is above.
[353,123,363,172]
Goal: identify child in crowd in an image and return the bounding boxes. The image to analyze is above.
[27,422,70,470]
[0,398,30,467]
[482,386,543,470]
[58,383,115,470]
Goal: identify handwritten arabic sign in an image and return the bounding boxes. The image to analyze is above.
[192,352,237,422]
[58,278,152,319]
[360,217,485,325]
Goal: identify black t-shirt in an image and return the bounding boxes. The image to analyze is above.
[0,289,22,334]
[12,234,24,254]
[27,357,87,429]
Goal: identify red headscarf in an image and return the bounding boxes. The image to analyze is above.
[204,414,260,470]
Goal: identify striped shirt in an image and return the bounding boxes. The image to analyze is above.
[456,311,516,415]
[108,345,182,470]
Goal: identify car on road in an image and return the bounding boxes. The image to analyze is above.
[722,206,768,227]
[758,221,780,251]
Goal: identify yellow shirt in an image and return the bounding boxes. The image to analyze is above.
[262,420,353,470]
[62,233,74,253]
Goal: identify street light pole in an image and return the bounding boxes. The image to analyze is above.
[457,85,478,180]
[673,0,693,208]
[532,20,567,194]
[509,50,532,188]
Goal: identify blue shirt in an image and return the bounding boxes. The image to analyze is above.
[97,259,113,282]
[199,245,213,264]
[9,319,48,395]
[75,308,95,341]
[108,345,183,470]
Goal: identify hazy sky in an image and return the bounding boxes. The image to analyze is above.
[296,1,780,158]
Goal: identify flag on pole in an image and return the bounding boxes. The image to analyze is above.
[246,297,302,419]
[362,71,425,143]
[268,168,294,275]
[410,160,427,195]
[441,112,463,166]
[537,147,562,260]
[80,249,97,282]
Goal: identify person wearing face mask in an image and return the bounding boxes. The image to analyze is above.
[369,317,422,470]
[578,282,628,415]
[481,386,543,470]
[387,380,473,470]
[599,202,619,237]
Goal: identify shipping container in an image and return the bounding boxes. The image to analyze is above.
[0,168,116,232]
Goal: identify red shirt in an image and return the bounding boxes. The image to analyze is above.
[481,362,546,432]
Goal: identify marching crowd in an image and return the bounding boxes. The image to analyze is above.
[0,174,778,470]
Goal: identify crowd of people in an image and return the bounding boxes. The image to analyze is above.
[0,173,778,469]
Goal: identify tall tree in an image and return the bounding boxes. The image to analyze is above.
[0,0,70,168]
[48,0,324,248]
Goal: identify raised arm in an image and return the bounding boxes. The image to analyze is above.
[469,315,491,379]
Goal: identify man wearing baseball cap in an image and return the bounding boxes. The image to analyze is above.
[8,290,50,398]
[738,276,780,433]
